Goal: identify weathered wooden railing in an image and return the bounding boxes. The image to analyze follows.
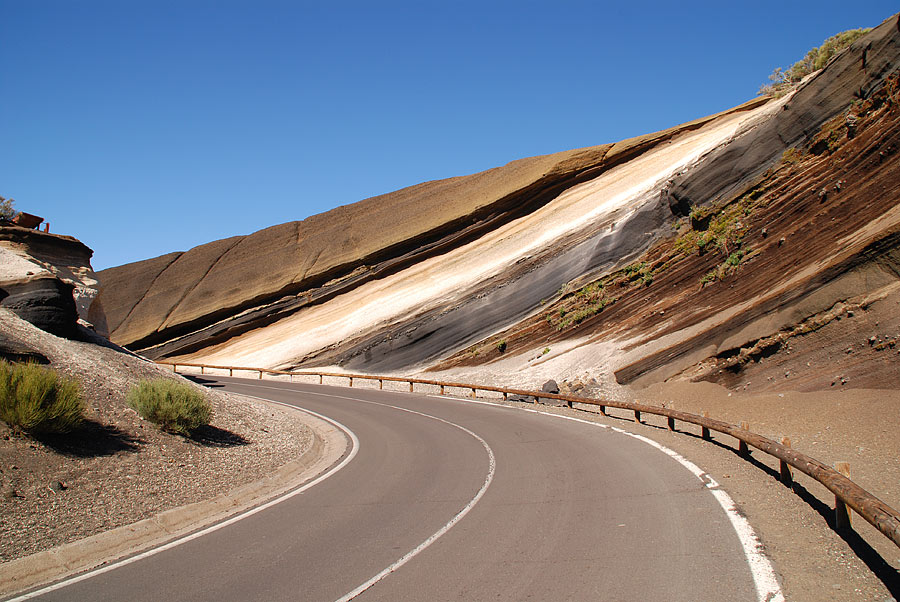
[159,360,900,551]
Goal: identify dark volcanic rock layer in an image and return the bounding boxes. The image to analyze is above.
[0,277,78,338]
[666,14,900,213]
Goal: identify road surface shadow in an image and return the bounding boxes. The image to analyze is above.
[183,375,225,388]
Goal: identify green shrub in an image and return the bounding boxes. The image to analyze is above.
[496,340,507,353]
[0,196,15,220]
[760,28,871,95]
[128,379,211,435]
[725,250,745,267]
[0,360,85,434]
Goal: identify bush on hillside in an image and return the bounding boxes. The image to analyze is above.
[128,379,212,435]
[759,28,871,96]
[0,196,15,220]
[0,360,86,434]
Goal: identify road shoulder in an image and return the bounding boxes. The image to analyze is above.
[0,396,348,599]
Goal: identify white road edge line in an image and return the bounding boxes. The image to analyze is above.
[8,400,360,602]
[284,388,496,602]
[432,395,785,602]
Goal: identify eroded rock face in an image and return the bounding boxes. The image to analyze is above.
[0,226,107,339]
[98,97,770,356]
[99,13,900,385]
[0,277,78,338]
[666,13,900,211]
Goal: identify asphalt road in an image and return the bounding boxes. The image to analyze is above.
[24,377,762,601]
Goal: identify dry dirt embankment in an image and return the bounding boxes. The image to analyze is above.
[0,310,319,568]
[0,224,347,597]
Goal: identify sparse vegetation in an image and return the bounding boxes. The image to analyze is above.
[700,249,749,287]
[128,379,212,435]
[496,340,507,353]
[759,28,871,96]
[0,196,16,220]
[552,284,617,330]
[700,270,718,286]
[780,146,807,166]
[542,347,550,355]
[0,360,85,434]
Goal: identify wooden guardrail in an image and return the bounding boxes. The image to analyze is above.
[160,360,900,551]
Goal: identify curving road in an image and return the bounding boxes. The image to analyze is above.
[18,377,770,601]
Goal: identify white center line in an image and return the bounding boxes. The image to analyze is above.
[278,388,497,601]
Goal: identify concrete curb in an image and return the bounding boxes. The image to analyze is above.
[0,396,348,599]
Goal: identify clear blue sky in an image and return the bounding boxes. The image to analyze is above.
[2,1,896,271]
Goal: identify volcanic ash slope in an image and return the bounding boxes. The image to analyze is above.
[172,99,785,372]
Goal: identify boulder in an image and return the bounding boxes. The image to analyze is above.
[541,379,560,394]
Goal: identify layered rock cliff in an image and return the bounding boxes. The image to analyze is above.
[0,226,107,340]
[98,13,900,392]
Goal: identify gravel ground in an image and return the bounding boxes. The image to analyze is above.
[0,310,313,563]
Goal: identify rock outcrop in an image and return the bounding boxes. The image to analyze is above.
[0,225,108,338]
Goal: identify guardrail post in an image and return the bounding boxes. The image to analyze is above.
[598,404,606,416]
[349,377,353,387]
[471,388,477,399]
[633,410,641,424]
[780,437,793,486]
[379,379,384,390]
[440,385,445,395]
[409,381,414,393]
[701,411,710,440]
[320,375,323,385]
[229,368,233,377]
[289,373,293,383]
[502,391,507,401]
[739,422,750,455]
[667,416,675,431]
[258,370,263,380]
[835,462,852,529]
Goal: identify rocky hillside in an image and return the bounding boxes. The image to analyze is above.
[0,228,314,566]
[98,13,900,393]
